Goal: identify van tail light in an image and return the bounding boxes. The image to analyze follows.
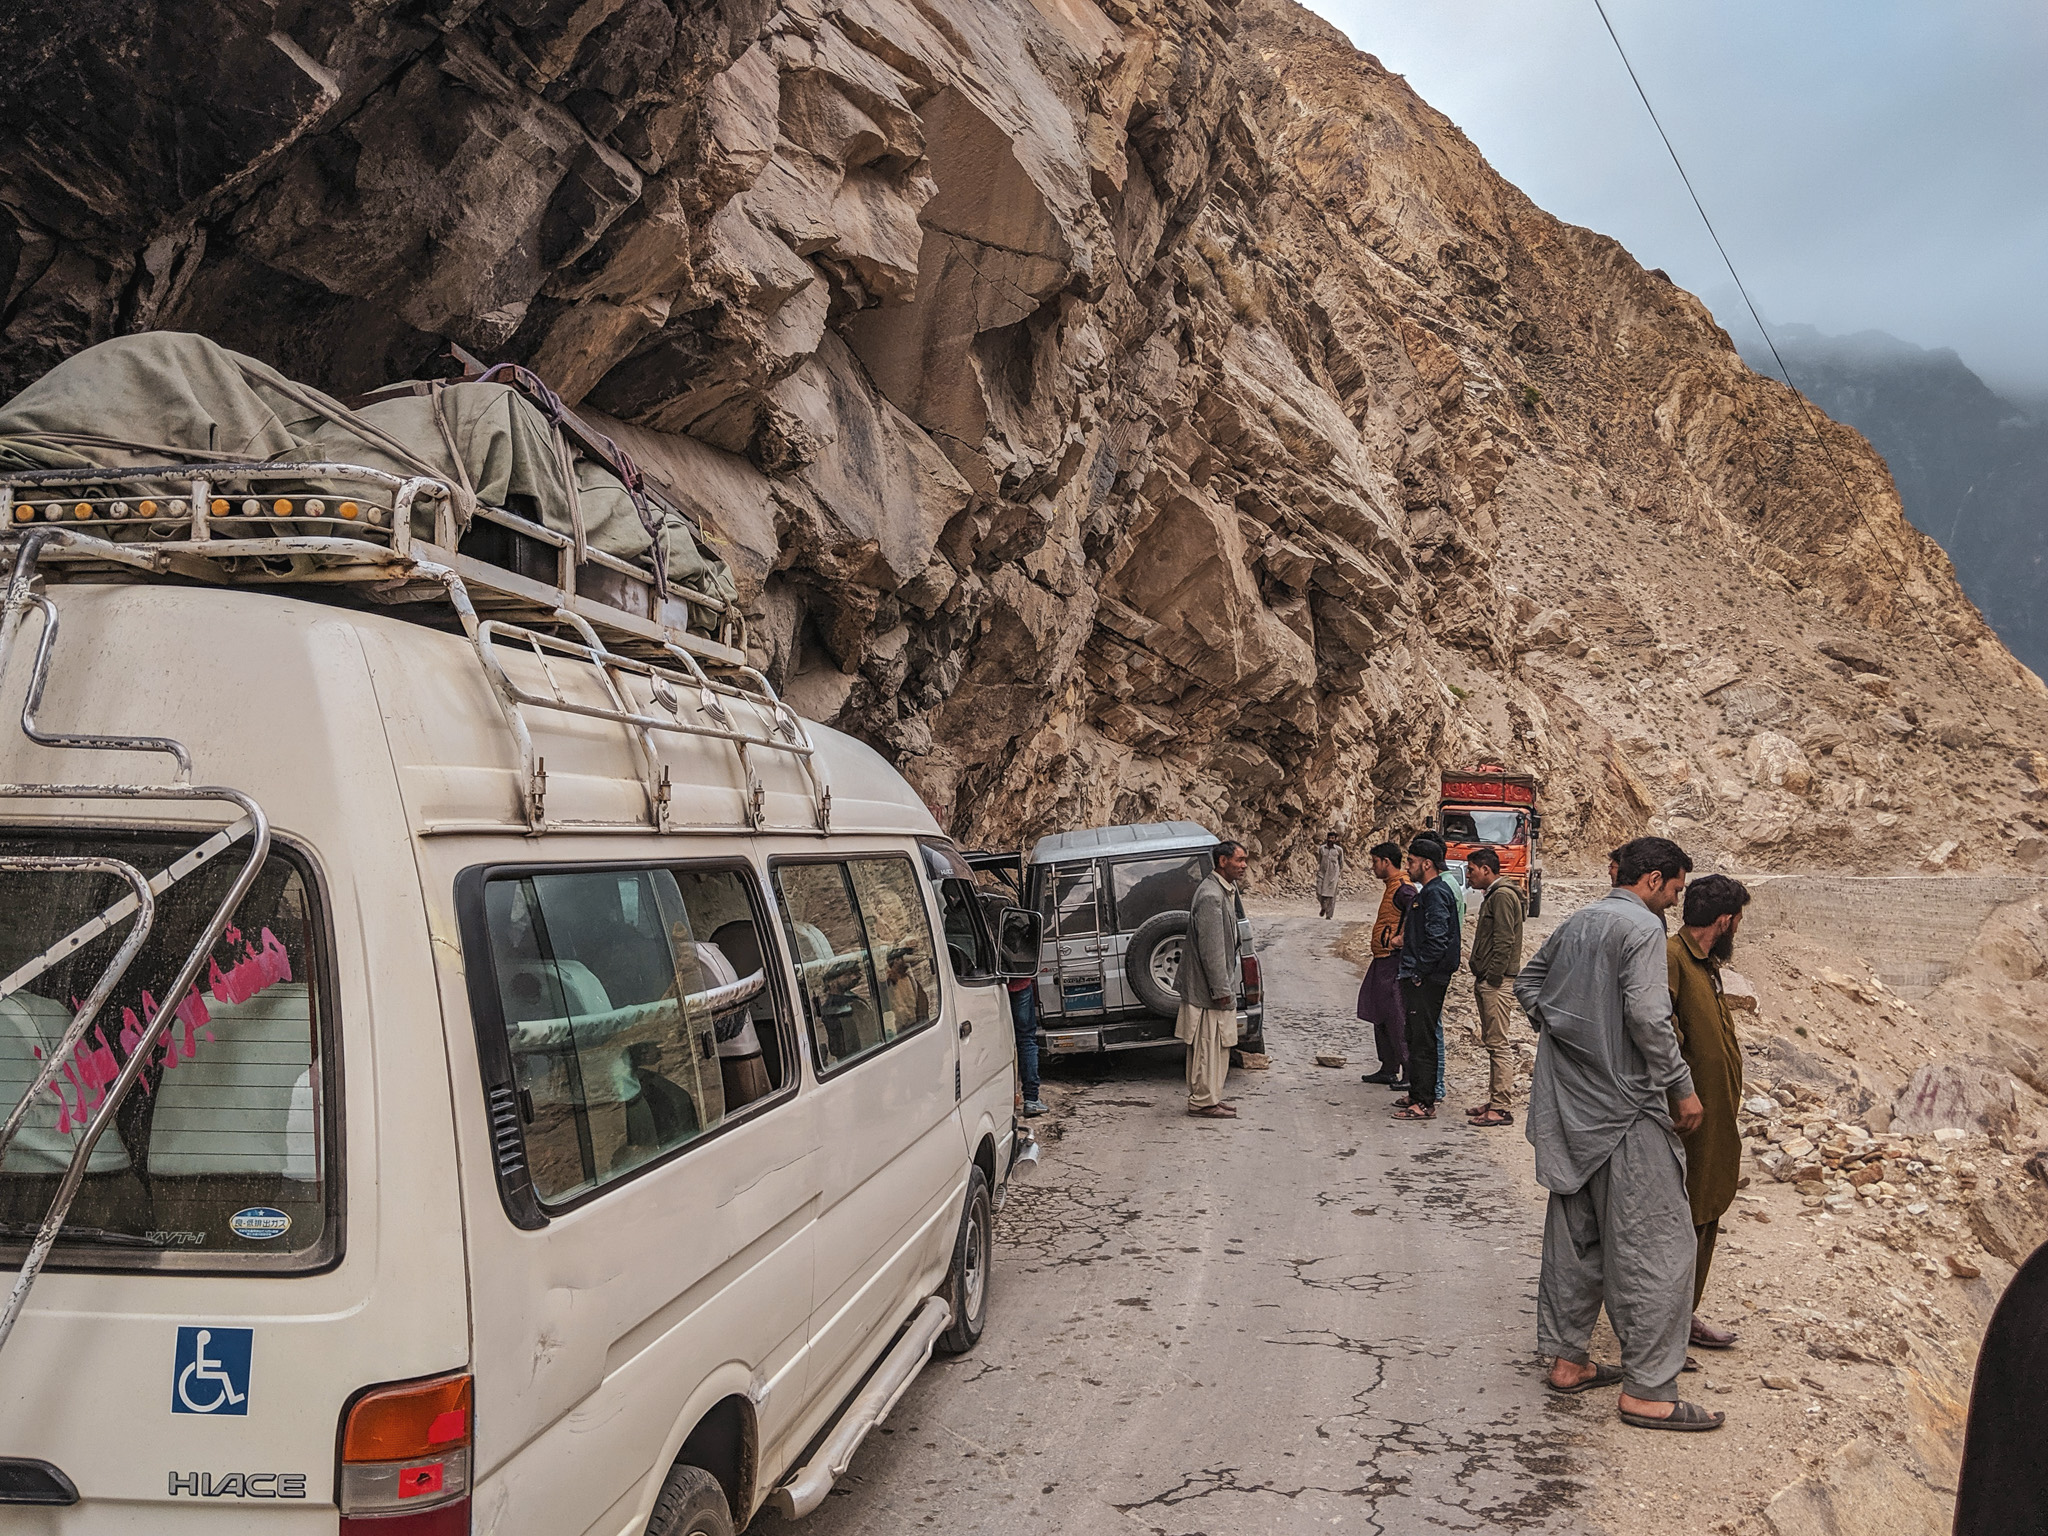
[339,1372,472,1534]
[1240,954,1263,1009]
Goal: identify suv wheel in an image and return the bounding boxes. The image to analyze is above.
[1125,911,1190,1018]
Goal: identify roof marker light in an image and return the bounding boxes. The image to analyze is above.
[168,499,188,516]
[137,500,158,517]
[210,498,229,516]
[73,502,92,519]
[10,505,30,523]
[337,501,360,520]
[273,498,293,516]
[42,503,63,522]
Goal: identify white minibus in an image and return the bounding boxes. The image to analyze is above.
[0,485,1040,1533]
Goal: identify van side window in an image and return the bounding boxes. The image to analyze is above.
[849,859,941,1034]
[483,869,727,1205]
[936,878,995,981]
[672,867,790,1110]
[774,857,939,1073]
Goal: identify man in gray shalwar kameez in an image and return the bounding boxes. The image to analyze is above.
[1515,836,1725,1432]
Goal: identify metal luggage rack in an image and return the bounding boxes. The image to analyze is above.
[0,459,743,666]
[0,472,832,838]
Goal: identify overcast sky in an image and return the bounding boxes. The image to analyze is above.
[1305,0,2048,403]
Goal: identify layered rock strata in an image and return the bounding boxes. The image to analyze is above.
[5,0,2043,873]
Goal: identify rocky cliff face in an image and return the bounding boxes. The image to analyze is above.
[6,0,2045,875]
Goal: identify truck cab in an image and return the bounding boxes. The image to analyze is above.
[1436,766,1543,917]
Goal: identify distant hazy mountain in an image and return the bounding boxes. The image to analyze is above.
[1736,324,2048,677]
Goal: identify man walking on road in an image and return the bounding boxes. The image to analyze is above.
[1464,847,1524,1128]
[1668,873,1751,1350]
[1316,831,1345,919]
[1517,836,1724,1431]
[1179,840,1248,1119]
[1358,842,1413,1088]
[1392,835,1459,1121]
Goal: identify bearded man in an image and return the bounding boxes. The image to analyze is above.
[1667,873,1752,1352]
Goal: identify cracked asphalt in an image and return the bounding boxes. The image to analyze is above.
[778,908,1602,1535]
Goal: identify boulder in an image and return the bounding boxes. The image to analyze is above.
[1745,731,1814,795]
[1890,1059,2022,1138]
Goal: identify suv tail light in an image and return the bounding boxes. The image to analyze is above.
[339,1373,472,1534]
[1240,953,1262,1009]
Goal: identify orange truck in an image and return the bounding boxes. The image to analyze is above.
[1433,764,1544,916]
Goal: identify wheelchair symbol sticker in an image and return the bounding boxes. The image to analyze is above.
[172,1327,252,1416]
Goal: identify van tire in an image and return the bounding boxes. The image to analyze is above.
[936,1165,993,1355]
[645,1463,734,1536]
[1125,912,1190,1019]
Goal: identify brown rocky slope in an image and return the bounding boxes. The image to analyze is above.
[4,0,2044,874]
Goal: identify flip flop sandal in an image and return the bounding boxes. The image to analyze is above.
[1545,1363,1623,1395]
[1618,1399,1725,1432]
[1469,1108,1515,1127]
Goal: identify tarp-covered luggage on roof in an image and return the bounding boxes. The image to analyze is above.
[0,332,737,631]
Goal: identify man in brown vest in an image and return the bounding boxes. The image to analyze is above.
[1666,873,1752,1351]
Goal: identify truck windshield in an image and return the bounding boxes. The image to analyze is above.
[1442,810,1524,845]
[0,829,331,1265]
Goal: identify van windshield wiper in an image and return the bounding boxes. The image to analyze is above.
[0,1222,170,1248]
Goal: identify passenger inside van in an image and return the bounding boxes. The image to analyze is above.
[704,921,775,1108]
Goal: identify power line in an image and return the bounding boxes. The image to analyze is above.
[1588,0,1899,571]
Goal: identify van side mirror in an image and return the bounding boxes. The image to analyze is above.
[997,908,1043,979]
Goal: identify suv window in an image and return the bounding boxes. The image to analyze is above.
[480,869,737,1206]
[775,857,940,1073]
[1109,853,1208,932]
[0,830,333,1267]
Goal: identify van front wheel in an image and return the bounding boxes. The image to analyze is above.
[937,1166,993,1355]
[645,1463,734,1536]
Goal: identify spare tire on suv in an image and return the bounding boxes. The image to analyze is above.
[1126,911,1190,1018]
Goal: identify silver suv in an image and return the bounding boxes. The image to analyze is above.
[1024,821,1264,1058]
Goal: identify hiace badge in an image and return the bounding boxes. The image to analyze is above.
[172,1326,252,1416]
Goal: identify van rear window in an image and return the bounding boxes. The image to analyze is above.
[0,830,333,1267]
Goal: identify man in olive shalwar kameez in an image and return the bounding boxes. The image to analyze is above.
[1667,874,1752,1350]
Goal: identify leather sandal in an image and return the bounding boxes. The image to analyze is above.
[1391,1102,1437,1120]
[1188,1103,1238,1118]
[1469,1107,1514,1127]
[1545,1362,1623,1395]
[1618,1398,1725,1432]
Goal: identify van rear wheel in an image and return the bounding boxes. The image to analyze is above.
[645,1463,734,1536]
[937,1165,992,1355]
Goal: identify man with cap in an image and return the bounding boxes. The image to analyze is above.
[1391,834,1459,1120]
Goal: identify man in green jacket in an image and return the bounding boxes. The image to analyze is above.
[1465,847,1525,1128]
[1667,873,1751,1349]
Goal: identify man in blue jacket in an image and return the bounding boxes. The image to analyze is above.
[1393,834,1460,1120]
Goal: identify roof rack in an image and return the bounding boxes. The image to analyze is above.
[0,469,832,836]
[0,459,743,667]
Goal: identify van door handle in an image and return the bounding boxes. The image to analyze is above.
[958,1020,973,1040]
